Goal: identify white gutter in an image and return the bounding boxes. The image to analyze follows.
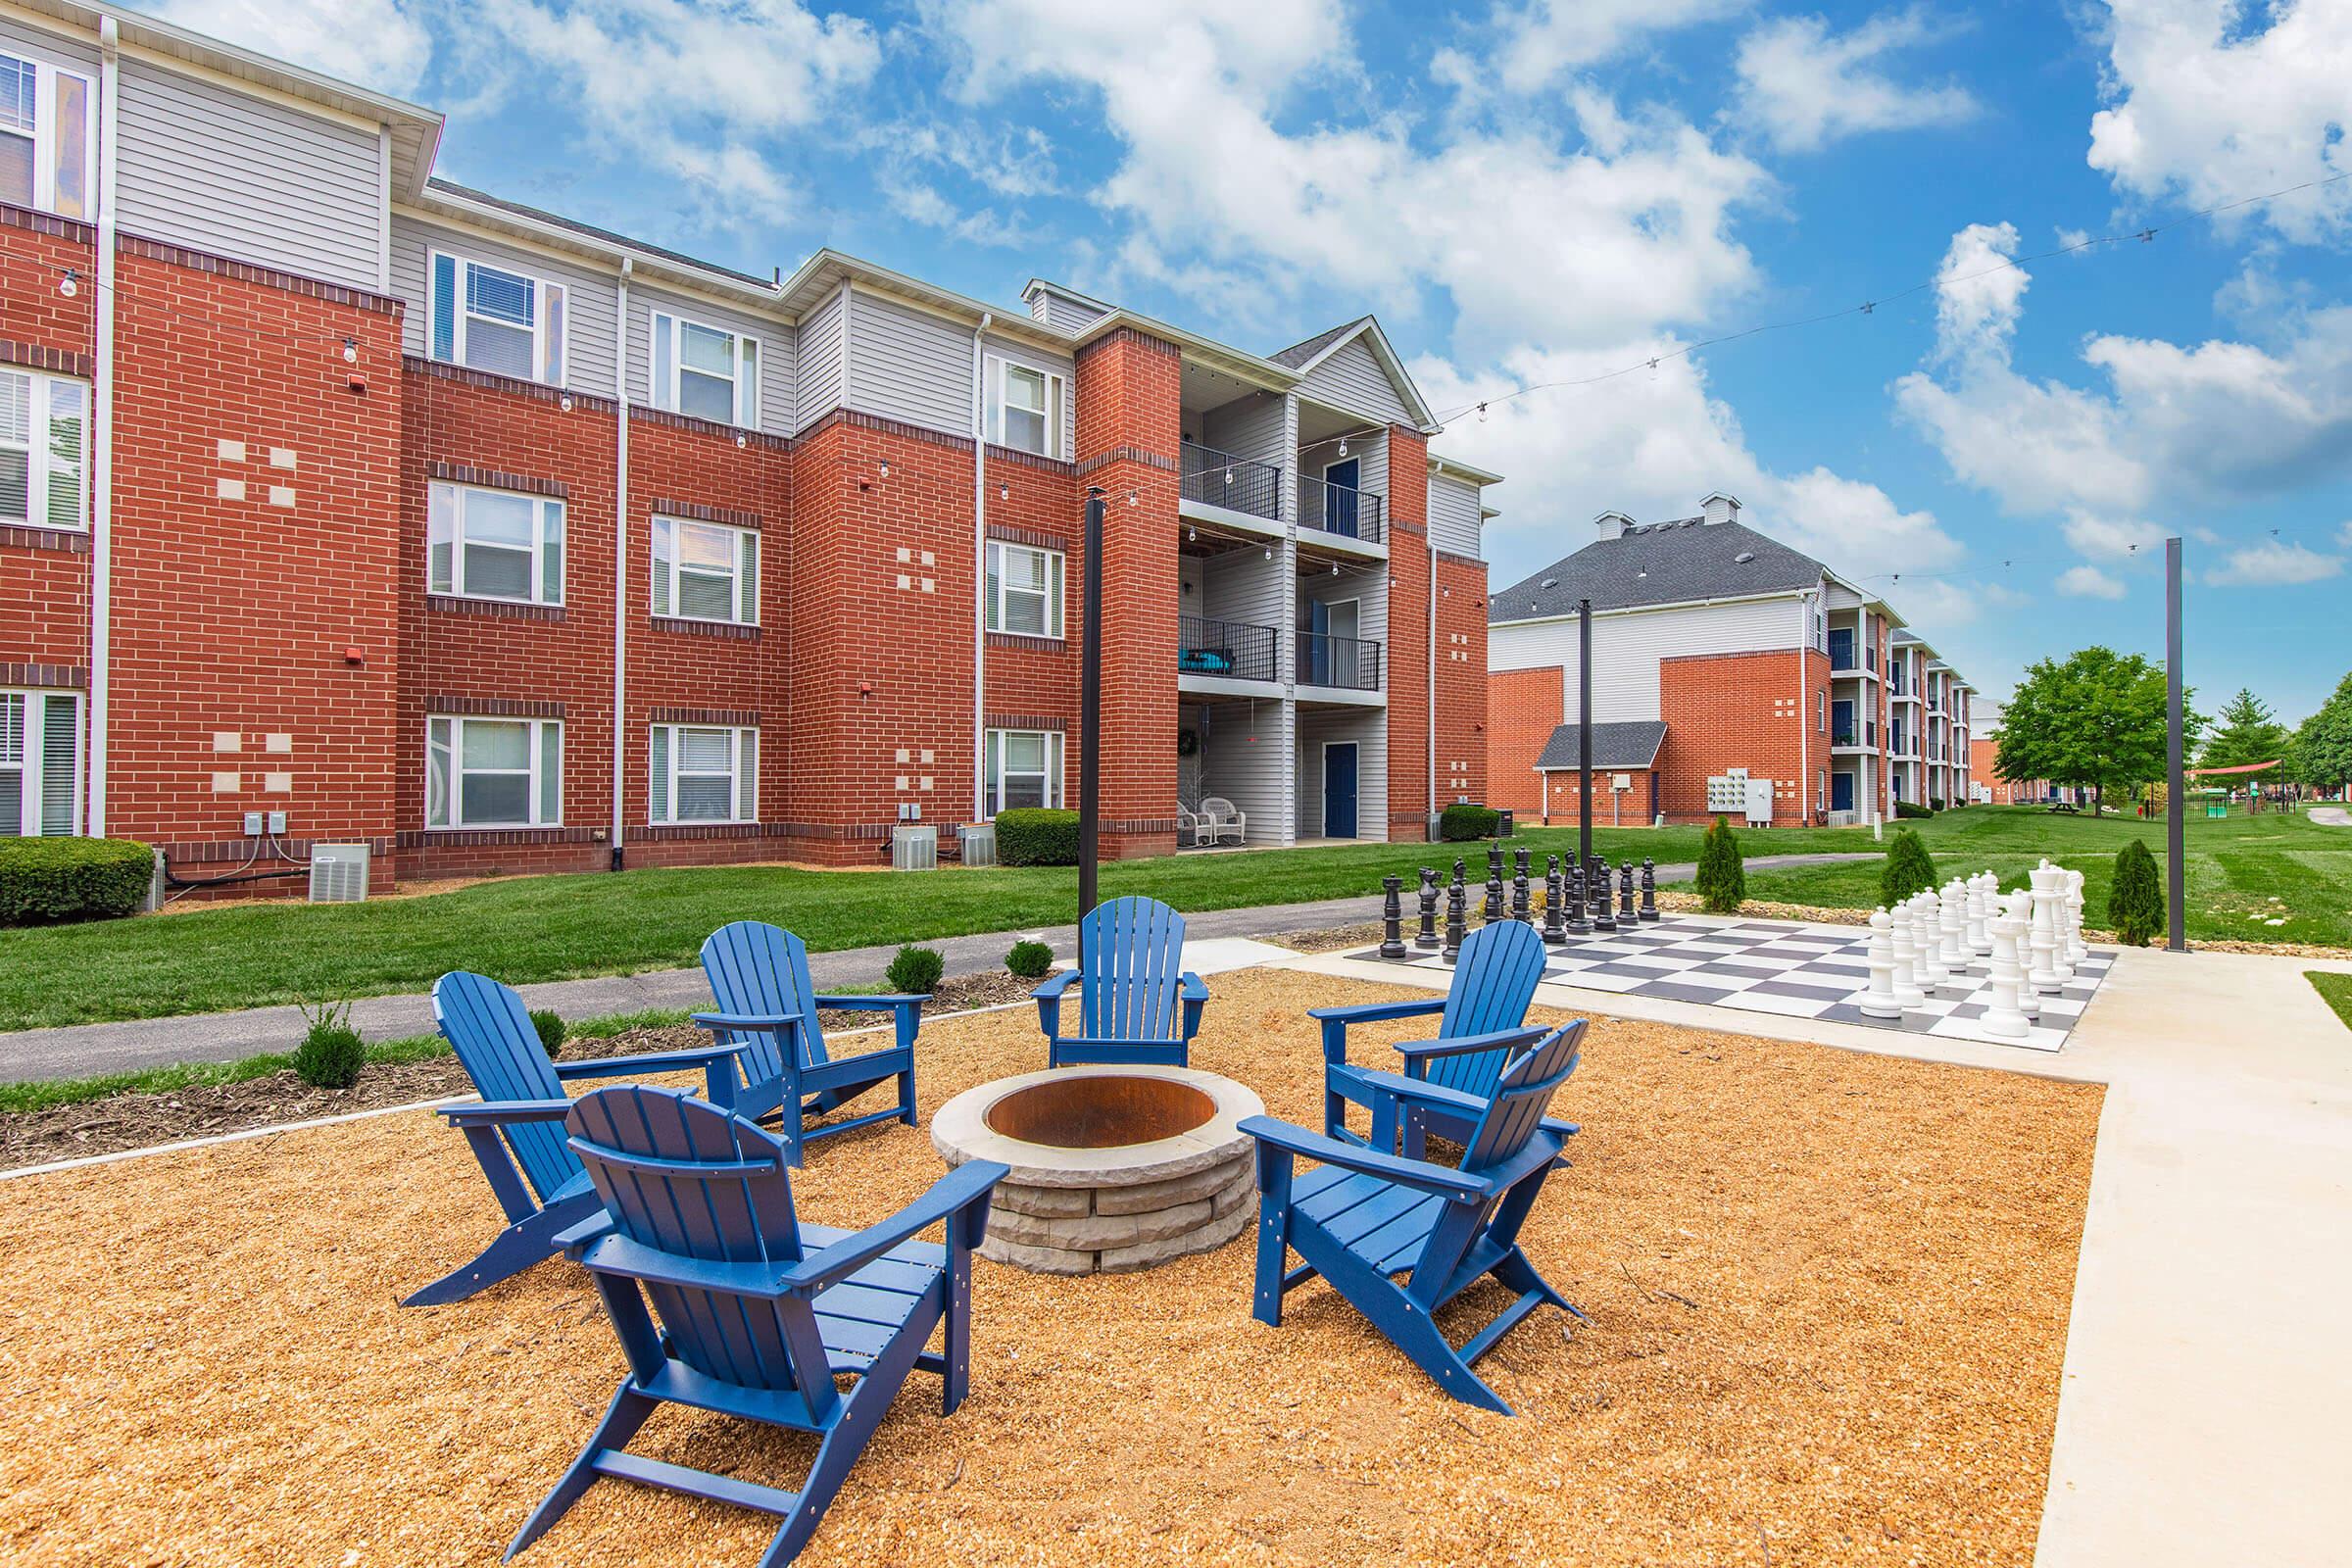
[87,15,119,836]
[970,312,990,824]
[611,257,632,867]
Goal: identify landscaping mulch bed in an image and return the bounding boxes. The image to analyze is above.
[0,971,1041,1172]
[0,967,2099,1567]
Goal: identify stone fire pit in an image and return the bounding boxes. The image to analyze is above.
[930,1066,1264,1275]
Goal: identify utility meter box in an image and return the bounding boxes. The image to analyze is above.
[1743,778,1775,825]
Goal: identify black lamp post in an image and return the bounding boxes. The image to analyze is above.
[1578,596,1593,868]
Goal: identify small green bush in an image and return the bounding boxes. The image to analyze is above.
[0,837,154,925]
[1893,799,1934,820]
[887,944,946,995]
[2109,840,2165,946]
[529,1007,566,1056]
[1439,804,1500,842]
[1693,815,1745,913]
[1880,828,1938,906]
[996,808,1081,866]
[293,999,365,1090]
[1004,939,1054,979]
[1928,796,1945,812]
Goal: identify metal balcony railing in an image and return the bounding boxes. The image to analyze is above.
[1179,442,1283,523]
[1298,478,1385,544]
[1177,613,1279,682]
[1297,630,1382,691]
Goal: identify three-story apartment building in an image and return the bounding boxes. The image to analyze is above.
[0,4,1495,892]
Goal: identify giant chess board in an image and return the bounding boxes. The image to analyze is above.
[1354,913,2114,1052]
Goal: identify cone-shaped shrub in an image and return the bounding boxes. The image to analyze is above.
[1694,814,1745,913]
[2109,840,2164,947]
[1879,828,1938,907]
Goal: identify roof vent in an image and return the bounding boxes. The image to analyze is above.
[1735,551,1755,564]
[1539,577,1557,589]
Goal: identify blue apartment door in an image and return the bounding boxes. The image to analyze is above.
[1323,743,1358,838]
[1832,771,1855,813]
[1323,458,1360,537]
[1306,598,1332,685]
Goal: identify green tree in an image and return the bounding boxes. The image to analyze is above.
[1879,828,1937,906]
[2289,671,2352,794]
[2108,840,2165,947]
[1995,647,2201,815]
[1694,815,1745,913]
[2198,688,2289,773]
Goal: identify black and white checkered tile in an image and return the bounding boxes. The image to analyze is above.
[1357,914,2114,1053]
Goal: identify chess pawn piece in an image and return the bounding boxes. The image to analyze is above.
[1965,872,1993,957]
[1981,898,2031,1038]
[1859,906,1905,1019]
[1888,895,1927,1009]
[1414,866,1442,950]
[1915,890,1950,989]
[1618,861,1638,922]
[1443,865,1467,962]
[1593,858,1618,932]
[1511,848,1534,924]
[1379,873,1408,958]
[2027,865,2063,996]
[1939,878,1970,971]
[2004,890,2040,1018]
[1564,859,1591,936]
[1639,858,1659,920]
[1542,856,1568,946]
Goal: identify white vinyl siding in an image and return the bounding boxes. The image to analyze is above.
[426,715,561,829]
[1489,595,1803,724]
[985,540,1062,638]
[650,310,760,427]
[984,728,1062,814]
[0,368,86,530]
[428,250,565,384]
[847,290,971,436]
[1296,706,1389,842]
[114,63,381,289]
[427,482,565,606]
[1297,334,1413,426]
[0,46,93,219]
[649,724,757,824]
[1428,471,1484,558]
[0,689,79,837]
[391,217,620,392]
[651,515,759,625]
[795,287,847,432]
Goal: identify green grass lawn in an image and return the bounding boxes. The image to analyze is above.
[2309,971,2352,1034]
[1740,806,2352,949]
[0,821,1841,1033]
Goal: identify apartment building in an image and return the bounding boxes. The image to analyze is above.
[0,3,1495,891]
[1486,496,1972,827]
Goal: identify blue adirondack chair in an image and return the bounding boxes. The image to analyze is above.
[407,970,749,1307]
[1032,896,1208,1067]
[694,921,921,1166]
[508,1086,1006,1568]
[1242,1019,1590,1414]
[1311,917,1550,1148]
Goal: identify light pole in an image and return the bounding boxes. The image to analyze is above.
[2166,536,2184,952]
[1578,596,1592,869]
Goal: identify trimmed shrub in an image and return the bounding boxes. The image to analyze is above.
[529,1007,566,1056]
[887,944,946,995]
[1004,939,1054,979]
[1880,828,1937,906]
[0,837,154,925]
[1439,803,1500,842]
[1693,815,1745,913]
[1893,799,1934,820]
[996,808,1081,866]
[2109,841,2164,947]
[1928,796,1946,812]
[294,999,365,1090]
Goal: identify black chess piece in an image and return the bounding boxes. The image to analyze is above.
[1593,857,1618,932]
[1484,849,1506,924]
[1542,855,1568,946]
[1380,873,1408,958]
[1414,866,1442,949]
[1565,858,1591,936]
[1639,858,1659,921]
[1443,862,1467,961]
[1511,848,1533,924]
[1619,860,1637,922]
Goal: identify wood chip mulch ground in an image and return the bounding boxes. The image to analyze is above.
[0,967,2101,1568]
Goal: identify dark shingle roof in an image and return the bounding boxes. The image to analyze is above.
[425,178,777,291]
[1269,317,1369,368]
[1488,519,1825,622]
[1533,720,1668,770]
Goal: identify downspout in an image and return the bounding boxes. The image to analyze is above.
[87,17,120,835]
[611,257,632,869]
[971,313,990,826]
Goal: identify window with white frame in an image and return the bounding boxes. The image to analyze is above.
[984,540,1063,638]
[425,715,562,829]
[0,368,86,530]
[0,689,78,836]
[651,515,759,624]
[986,357,1064,459]
[0,50,94,219]
[652,312,759,426]
[428,252,565,384]
[649,723,757,824]
[984,728,1062,814]
[427,481,565,606]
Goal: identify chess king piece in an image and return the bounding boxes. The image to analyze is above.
[1639,858,1659,920]
[1443,863,1468,962]
[1379,873,1408,958]
[1511,848,1533,924]
[1859,906,1905,1019]
[2027,864,2063,996]
[1542,856,1568,946]
[2004,890,2040,1018]
[1981,896,2031,1039]
[1965,871,1994,957]
[1888,894,1927,1010]
[1414,866,1442,950]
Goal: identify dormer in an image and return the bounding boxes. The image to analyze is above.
[1022,279,1113,335]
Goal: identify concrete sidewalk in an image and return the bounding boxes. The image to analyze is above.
[0,851,1876,1083]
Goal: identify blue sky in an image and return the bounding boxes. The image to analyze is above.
[160,0,2352,721]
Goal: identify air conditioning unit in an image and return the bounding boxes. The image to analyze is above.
[957,823,997,867]
[891,824,938,871]
[309,842,370,903]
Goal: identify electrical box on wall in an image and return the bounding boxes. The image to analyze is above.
[242,811,264,836]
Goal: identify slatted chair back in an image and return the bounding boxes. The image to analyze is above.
[701,920,827,1083]
[1426,919,1549,1099]
[1458,1020,1586,1176]
[433,970,578,1203]
[1079,896,1189,1043]
[565,1087,811,1394]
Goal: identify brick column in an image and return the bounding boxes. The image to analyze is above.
[1384,426,1432,838]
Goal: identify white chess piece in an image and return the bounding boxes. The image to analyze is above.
[1982,896,2031,1038]
[1915,889,1950,989]
[1939,877,1969,970]
[1964,871,1993,956]
[2028,865,2063,996]
[1859,906,1904,1018]
[2062,867,2088,966]
[1889,896,1927,1009]
[2004,890,2040,1018]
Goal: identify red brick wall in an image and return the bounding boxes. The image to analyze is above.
[1384,428,1431,837]
[1542,766,1660,826]
[1434,550,1490,818]
[1486,664,1559,816]
[1657,647,1829,825]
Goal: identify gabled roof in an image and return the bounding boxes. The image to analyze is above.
[423,178,778,293]
[1489,518,1824,622]
[1271,318,1368,368]
[1270,315,1439,430]
[1534,720,1669,770]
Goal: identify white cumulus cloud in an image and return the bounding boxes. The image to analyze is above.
[150,0,433,96]
[2056,564,2128,600]
[2205,538,2345,586]
[1733,9,1981,153]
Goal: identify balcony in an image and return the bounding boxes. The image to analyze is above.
[1297,629,1382,693]
[1298,477,1385,546]
[1177,613,1279,684]
[1180,443,1283,526]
